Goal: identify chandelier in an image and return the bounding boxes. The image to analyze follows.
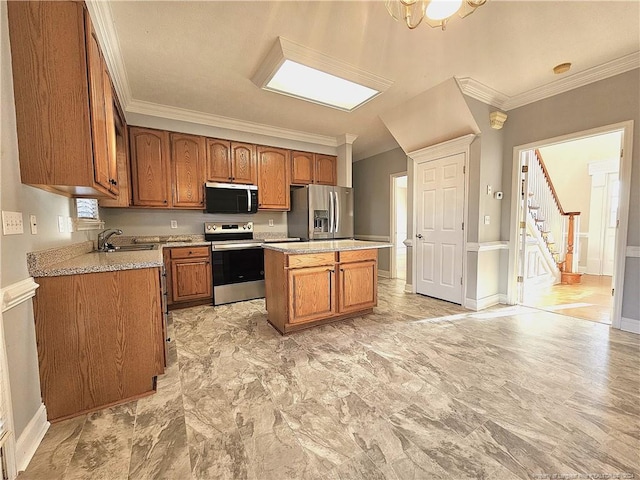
[386,0,486,30]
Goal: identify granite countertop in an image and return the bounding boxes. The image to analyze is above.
[28,235,301,277]
[262,239,392,254]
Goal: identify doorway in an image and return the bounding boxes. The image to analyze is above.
[508,122,632,327]
[390,173,407,280]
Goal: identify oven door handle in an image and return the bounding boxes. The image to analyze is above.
[212,243,264,251]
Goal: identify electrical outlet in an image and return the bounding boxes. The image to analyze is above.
[170,220,178,229]
[58,215,65,233]
[484,215,491,225]
[2,211,24,235]
[30,215,38,235]
[268,219,274,227]
[67,217,74,233]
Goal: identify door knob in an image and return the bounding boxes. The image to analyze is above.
[416,234,423,239]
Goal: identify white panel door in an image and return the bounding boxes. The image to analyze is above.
[415,153,465,304]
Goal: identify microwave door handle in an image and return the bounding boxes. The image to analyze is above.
[329,191,334,233]
[247,188,251,212]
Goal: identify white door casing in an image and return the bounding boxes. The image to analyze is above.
[415,153,465,304]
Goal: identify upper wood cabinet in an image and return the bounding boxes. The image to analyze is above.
[206,140,256,185]
[171,133,205,208]
[291,151,337,186]
[257,146,290,211]
[291,151,314,185]
[7,1,119,198]
[130,127,172,207]
[99,97,130,208]
[315,154,337,186]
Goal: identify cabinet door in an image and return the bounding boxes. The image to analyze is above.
[130,127,171,207]
[338,260,377,313]
[315,154,337,186]
[288,266,336,324]
[206,138,232,182]
[257,146,290,210]
[99,101,130,207]
[171,257,212,302]
[171,133,205,208]
[231,142,256,184]
[291,151,314,185]
[85,20,111,193]
[102,66,119,195]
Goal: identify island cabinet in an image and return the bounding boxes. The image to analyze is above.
[291,152,337,186]
[257,146,290,210]
[7,1,121,198]
[33,268,165,421]
[264,248,378,334]
[206,139,257,185]
[163,246,213,309]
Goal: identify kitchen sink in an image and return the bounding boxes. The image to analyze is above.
[104,244,158,252]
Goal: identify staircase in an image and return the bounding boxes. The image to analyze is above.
[523,149,582,285]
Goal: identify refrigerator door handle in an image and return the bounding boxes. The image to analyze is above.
[329,190,334,233]
[334,191,340,234]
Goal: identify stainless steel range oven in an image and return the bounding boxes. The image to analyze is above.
[205,222,265,305]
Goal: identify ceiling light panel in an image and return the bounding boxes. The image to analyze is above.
[253,37,393,112]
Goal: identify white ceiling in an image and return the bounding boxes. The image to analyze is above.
[105,1,640,160]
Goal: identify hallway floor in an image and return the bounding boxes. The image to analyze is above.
[18,279,639,480]
[523,274,613,324]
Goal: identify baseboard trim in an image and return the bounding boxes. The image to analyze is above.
[404,283,413,294]
[498,294,509,305]
[620,317,640,334]
[378,269,390,278]
[465,294,502,311]
[15,404,49,473]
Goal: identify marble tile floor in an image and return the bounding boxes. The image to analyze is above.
[18,279,640,480]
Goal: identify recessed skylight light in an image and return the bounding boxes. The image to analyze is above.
[265,60,379,111]
[252,37,393,113]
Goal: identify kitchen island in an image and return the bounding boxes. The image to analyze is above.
[263,240,391,334]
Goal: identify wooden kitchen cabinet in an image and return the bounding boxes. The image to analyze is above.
[291,151,337,186]
[33,268,165,421]
[257,146,290,210]
[8,1,122,198]
[315,154,338,186]
[171,133,205,208]
[130,127,172,207]
[99,83,130,207]
[164,246,212,308]
[264,248,378,333]
[206,139,256,185]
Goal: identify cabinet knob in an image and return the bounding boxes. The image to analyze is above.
[163,200,168,204]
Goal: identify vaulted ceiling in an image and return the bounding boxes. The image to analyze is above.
[97,1,640,160]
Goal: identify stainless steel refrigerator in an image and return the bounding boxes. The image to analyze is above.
[288,185,354,240]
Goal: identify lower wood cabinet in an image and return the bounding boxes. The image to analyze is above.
[33,268,165,421]
[264,248,378,334]
[163,246,212,309]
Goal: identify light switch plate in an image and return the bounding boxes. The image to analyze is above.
[67,217,74,233]
[2,211,24,235]
[30,215,38,235]
[484,215,491,225]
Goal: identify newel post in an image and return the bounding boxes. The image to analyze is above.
[561,213,582,284]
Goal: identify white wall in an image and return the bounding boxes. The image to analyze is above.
[0,2,94,439]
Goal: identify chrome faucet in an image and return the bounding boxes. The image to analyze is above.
[97,229,123,251]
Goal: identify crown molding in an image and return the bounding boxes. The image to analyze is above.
[127,100,339,147]
[455,77,509,109]
[503,52,640,110]
[337,133,359,145]
[85,1,132,107]
[459,52,640,111]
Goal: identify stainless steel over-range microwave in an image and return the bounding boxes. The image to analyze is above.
[204,182,258,214]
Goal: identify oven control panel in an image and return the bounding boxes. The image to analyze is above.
[205,222,253,234]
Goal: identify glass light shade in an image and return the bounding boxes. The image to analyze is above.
[265,60,379,111]
[426,0,463,21]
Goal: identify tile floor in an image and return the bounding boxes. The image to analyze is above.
[18,279,640,480]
